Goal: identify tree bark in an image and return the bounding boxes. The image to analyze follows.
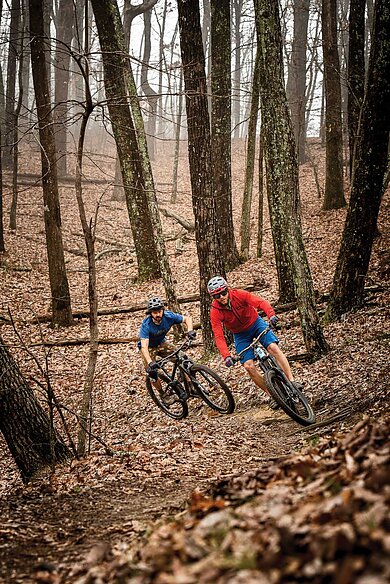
[91,0,160,281]
[325,0,390,320]
[210,0,240,270]
[53,0,75,177]
[29,0,74,326]
[141,6,159,160]
[255,0,329,356]
[321,0,346,209]
[177,0,225,352]
[0,338,72,483]
[3,0,20,168]
[286,0,310,165]
[347,0,365,178]
[241,47,260,261]
[0,0,5,252]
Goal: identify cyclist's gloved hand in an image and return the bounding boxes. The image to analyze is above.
[146,361,159,381]
[187,330,196,340]
[224,356,234,368]
[270,315,279,329]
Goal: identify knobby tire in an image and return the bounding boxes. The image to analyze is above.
[146,375,188,420]
[190,364,235,414]
[265,368,315,426]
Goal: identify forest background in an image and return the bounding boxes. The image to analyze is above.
[0,0,389,582]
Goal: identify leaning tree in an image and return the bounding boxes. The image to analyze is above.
[0,339,72,483]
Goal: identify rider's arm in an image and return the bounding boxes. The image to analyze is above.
[182,314,194,332]
[140,338,153,365]
[210,309,230,359]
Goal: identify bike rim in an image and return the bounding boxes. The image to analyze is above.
[146,378,188,419]
[267,371,315,425]
[191,366,234,413]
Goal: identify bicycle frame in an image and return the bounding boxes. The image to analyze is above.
[152,339,194,398]
[235,326,289,382]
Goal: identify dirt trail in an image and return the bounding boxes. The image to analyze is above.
[0,403,305,583]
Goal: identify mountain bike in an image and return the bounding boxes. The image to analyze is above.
[145,338,235,419]
[234,326,316,426]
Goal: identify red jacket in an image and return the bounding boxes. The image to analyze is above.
[210,288,276,358]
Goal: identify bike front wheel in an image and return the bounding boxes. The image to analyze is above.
[146,376,188,420]
[190,365,235,414]
[265,369,315,426]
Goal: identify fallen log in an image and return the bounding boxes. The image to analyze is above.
[11,284,385,326]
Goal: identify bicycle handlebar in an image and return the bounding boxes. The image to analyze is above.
[154,337,193,368]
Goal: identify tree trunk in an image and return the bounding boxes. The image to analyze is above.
[0,338,72,483]
[141,6,159,160]
[255,0,329,356]
[257,129,264,258]
[286,0,310,165]
[0,0,4,252]
[54,0,75,177]
[322,0,346,209]
[3,0,20,169]
[325,0,390,321]
[177,0,225,353]
[29,0,74,327]
[241,47,260,261]
[9,14,24,232]
[232,0,243,139]
[91,0,160,281]
[171,69,183,204]
[347,0,365,178]
[210,0,240,270]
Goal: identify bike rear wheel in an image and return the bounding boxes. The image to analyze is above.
[265,368,315,426]
[190,365,235,414]
[146,376,188,420]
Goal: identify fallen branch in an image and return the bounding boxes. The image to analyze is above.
[159,206,195,232]
[12,284,385,326]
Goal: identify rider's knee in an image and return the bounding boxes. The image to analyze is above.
[267,343,280,356]
[243,360,256,374]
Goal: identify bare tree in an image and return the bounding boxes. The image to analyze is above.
[0,0,5,252]
[286,0,310,165]
[141,4,159,159]
[347,0,365,177]
[210,0,240,270]
[29,0,74,326]
[177,0,225,352]
[240,47,260,261]
[53,0,75,177]
[325,0,390,321]
[3,0,20,168]
[322,0,346,209]
[255,0,329,356]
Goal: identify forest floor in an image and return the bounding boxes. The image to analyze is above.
[0,139,389,584]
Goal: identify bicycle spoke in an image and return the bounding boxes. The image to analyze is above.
[191,365,235,414]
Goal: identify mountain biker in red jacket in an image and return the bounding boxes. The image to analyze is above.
[208,276,299,403]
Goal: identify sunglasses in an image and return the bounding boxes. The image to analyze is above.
[212,289,228,299]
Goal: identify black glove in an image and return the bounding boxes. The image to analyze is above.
[270,315,279,329]
[187,330,196,340]
[224,356,234,368]
[146,361,159,381]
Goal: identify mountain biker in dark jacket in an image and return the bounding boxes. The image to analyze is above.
[208,276,300,402]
